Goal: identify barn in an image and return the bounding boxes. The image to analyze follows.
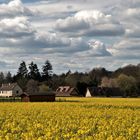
[20,92,55,102]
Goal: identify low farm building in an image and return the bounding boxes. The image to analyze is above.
[56,86,78,97]
[0,83,23,97]
[20,92,55,102]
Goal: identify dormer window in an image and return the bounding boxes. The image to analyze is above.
[62,88,66,92]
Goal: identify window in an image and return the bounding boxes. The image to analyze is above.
[16,91,19,94]
[62,88,66,92]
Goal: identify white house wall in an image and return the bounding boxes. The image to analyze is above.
[0,90,12,97]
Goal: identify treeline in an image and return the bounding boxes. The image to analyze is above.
[51,64,140,97]
[0,71,13,84]
[0,60,52,91]
[0,61,139,97]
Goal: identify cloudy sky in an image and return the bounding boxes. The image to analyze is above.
[0,0,139,74]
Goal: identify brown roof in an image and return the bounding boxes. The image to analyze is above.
[0,83,18,91]
[56,86,71,92]
[56,86,78,97]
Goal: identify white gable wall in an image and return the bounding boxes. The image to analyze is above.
[12,85,23,96]
[85,88,91,97]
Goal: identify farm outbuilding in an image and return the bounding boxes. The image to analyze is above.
[20,92,55,102]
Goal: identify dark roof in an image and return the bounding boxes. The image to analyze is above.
[20,92,29,97]
[0,83,18,91]
[21,91,56,96]
[56,92,71,97]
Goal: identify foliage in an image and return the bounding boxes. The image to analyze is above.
[39,84,50,92]
[17,61,28,78]
[5,71,13,83]
[16,77,28,91]
[0,61,139,97]
[76,82,87,96]
[65,72,81,87]
[101,77,118,88]
[0,72,4,84]
[42,60,53,82]
[28,62,41,81]
[26,79,39,94]
[117,74,138,97]
[51,74,67,90]
[0,98,139,139]
[89,67,111,85]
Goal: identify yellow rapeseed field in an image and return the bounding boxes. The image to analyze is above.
[0,97,139,140]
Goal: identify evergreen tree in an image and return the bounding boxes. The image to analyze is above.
[0,72,5,84]
[42,60,53,81]
[17,61,28,78]
[12,61,29,91]
[5,71,12,83]
[28,61,41,81]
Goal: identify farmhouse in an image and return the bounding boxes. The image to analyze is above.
[56,86,78,97]
[0,83,23,97]
[20,91,55,102]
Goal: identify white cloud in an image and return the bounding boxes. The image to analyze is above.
[108,38,140,60]
[0,17,34,38]
[125,8,140,18]
[55,10,125,37]
[75,40,111,57]
[0,0,35,18]
[0,0,139,74]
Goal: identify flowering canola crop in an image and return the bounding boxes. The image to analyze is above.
[0,98,139,140]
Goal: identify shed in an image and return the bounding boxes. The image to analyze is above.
[20,92,55,102]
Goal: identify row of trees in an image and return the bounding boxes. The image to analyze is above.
[0,71,13,84]
[0,60,139,97]
[101,74,138,97]
[16,60,52,81]
[13,60,52,90]
[50,64,140,97]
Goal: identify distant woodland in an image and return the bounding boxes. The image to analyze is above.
[0,61,140,97]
